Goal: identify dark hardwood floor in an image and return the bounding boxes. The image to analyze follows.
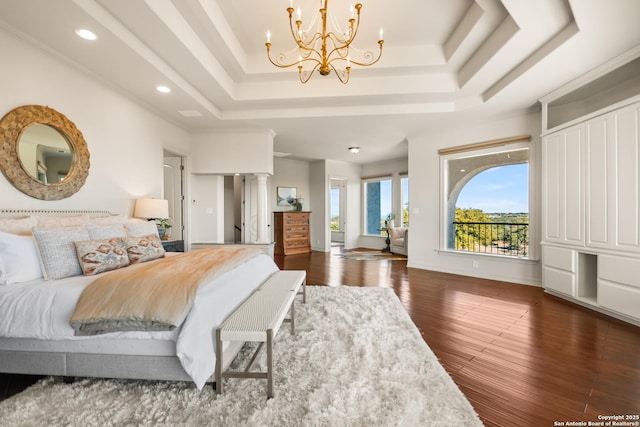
[277,247,640,427]
[2,247,639,427]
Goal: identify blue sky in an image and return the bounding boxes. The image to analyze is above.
[457,164,529,213]
[330,167,526,217]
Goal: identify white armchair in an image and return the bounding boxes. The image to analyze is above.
[388,227,408,255]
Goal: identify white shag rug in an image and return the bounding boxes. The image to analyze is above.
[0,286,482,427]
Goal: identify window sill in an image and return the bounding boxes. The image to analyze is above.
[436,249,539,263]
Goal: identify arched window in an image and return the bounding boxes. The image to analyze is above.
[441,141,534,258]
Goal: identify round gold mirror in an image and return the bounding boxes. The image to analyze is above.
[0,105,90,200]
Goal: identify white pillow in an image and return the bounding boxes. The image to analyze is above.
[0,231,43,284]
[36,214,90,229]
[125,221,159,238]
[0,216,39,235]
[32,226,91,280]
[89,214,129,226]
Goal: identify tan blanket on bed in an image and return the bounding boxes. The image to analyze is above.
[70,247,261,336]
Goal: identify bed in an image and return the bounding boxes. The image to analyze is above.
[0,210,279,390]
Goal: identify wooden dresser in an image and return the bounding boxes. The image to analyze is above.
[273,211,311,255]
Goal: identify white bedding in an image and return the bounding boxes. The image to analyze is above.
[0,251,279,389]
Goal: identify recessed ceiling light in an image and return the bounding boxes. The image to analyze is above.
[75,29,97,41]
[348,146,360,154]
[156,85,171,94]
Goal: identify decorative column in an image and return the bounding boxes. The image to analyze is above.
[255,173,269,243]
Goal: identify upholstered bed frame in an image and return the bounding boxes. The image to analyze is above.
[0,209,244,385]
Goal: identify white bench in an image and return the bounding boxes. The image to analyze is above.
[215,270,306,398]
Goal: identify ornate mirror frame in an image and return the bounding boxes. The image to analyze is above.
[0,105,90,200]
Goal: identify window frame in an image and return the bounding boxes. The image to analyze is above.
[362,175,393,236]
[330,185,342,232]
[400,174,409,228]
[439,140,537,260]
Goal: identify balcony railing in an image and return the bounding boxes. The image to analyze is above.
[453,222,529,257]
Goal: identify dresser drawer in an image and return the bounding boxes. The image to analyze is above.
[285,225,308,233]
[285,238,310,248]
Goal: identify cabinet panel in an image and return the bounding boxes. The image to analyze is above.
[543,267,575,296]
[542,245,575,272]
[543,134,562,241]
[598,255,640,321]
[542,127,584,245]
[586,116,609,246]
[613,105,640,250]
[599,282,640,320]
[564,126,583,243]
[600,254,640,289]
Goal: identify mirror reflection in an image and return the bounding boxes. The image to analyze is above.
[18,124,73,184]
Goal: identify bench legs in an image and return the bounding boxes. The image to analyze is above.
[266,329,273,398]
[215,329,275,398]
[215,328,223,395]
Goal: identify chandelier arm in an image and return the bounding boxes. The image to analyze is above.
[325,43,351,63]
[267,43,322,69]
[329,62,350,84]
[286,8,302,45]
[325,32,352,51]
[300,62,322,84]
[349,7,362,45]
[344,40,384,67]
[296,32,324,51]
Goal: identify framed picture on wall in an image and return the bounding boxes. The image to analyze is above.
[277,186,297,206]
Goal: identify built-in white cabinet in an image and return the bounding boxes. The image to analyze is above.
[541,101,640,326]
[542,126,584,245]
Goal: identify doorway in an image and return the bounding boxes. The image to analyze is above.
[163,151,185,240]
[330,179,347,247]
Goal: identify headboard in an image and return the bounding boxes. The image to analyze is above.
[0,209,113,218]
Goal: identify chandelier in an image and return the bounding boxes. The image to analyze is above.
[265,0,384,84]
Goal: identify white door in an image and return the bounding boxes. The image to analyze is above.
[163,155,184,240]
[243,175,259,243]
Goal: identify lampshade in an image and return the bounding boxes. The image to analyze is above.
[134,198,169,219]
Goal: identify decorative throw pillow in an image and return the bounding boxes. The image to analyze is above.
[124,234,165,264]
[36,214,90,229]
[125,221,159,238]
[87,224,127,240]
[90,214,129,226]
[32,226,91,280]
[0,231,43,284]
[74,237,130,276]
[0,216,39,235]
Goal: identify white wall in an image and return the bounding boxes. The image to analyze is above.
[408,112,543,286]
[191,130,274,175]
[0,29,191,215]
[271,158,310,213]
[309,160,328,251]
[271,157,311,241]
